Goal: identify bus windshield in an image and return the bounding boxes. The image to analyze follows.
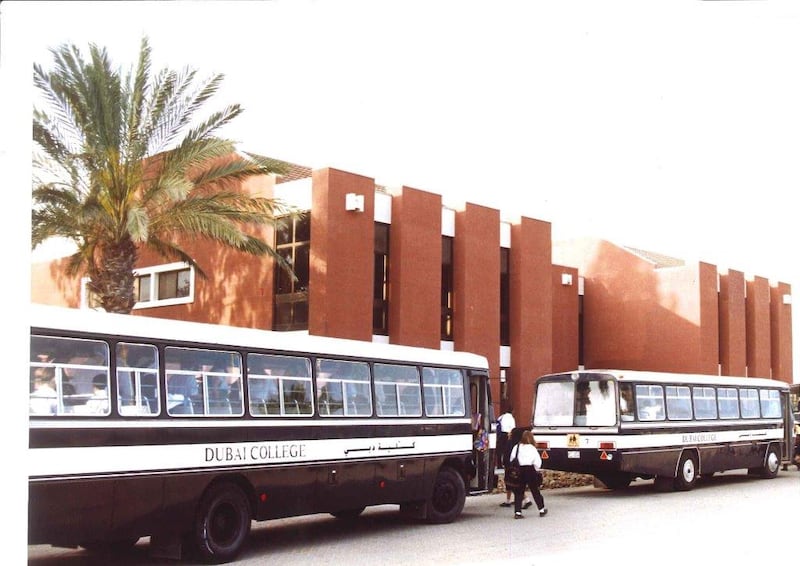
[533,373,617,427]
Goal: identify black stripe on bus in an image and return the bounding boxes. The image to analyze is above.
[29,421,468,449]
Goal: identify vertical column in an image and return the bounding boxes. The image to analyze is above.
[718,269,746,376]
[308,168,375,341]
[745,276,772,378]
[697,262,721,375]
[770,282,793,383]
[388,186,442,349]
[552,265,579,373]
[509,217,553,424]
[453,203,500,398]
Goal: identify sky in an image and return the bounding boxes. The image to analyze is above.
[1,1,798,556]
[3,0,798,364]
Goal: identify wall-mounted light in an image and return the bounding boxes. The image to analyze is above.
[783,294,792,305]
[345,193,365,212]
[561,273,573,286]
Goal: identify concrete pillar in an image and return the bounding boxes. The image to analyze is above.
[453,203,501,401]
[509,217,553,425]
[388,186,442,349]
[746,276,772,378]
[719,269,746,376]
[309,168,375,341]
[770,282,793,383]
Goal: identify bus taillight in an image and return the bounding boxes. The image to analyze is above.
[599,441,616,451]
[536,441,549,450]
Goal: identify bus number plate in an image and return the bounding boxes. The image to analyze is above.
[567,451,580,459]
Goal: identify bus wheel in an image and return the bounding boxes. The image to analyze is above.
[760,445,781,479]
[425,467,465,524]
[596,473,632,490]
[331,507,366,520]
[188,483,251,564]
[674,452,698,491]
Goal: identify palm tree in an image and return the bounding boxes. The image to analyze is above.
[32,37,292,313]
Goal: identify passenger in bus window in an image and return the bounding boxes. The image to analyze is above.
[30,367,58,415]
[83,374,109,414]
[619,384,635,421]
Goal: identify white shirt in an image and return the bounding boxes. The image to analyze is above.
[498,412,515,433]
[511,443,542,469]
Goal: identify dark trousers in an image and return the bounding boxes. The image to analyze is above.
[496,433,508,468]
[513,466,544,513]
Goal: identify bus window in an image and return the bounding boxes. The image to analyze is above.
[316,359,372,417]
[760,389,782,418]
[575,378,617,426]
[635,385,665,421]
[692,386,717,419]
[117,342,159,415]
[534,381,574,426]
[665,386,692,420]
[247,353,313,416]
[422,367,466,417]
[165,347,243,416]
[717,387,740,419]
[619,383,635,421]
[30,335,109,416]
[373,363,422,417]
[740,388,760,418]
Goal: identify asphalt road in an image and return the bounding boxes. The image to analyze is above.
[28,466,799,566]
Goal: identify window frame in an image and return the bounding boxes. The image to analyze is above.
[316,359,373,417]
[665,385,693,421]
[132,262,195,309]
[164,346,243,417]
[422,367,466,417]
[635,384,666,422]
[246,353,314,417]
[116,342,160,416]
[692,386,718,420]
[717,387,740,420]
[373,363,423,417]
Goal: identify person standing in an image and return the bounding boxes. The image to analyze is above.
[497,404,516,507]
[509,430,547,519]
[496,404,515,469]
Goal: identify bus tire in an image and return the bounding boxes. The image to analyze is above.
[425,467,465,524]
[188,482,251,564]
[331,507,366,520]
[674,451,698,491]
[759,445,781,479]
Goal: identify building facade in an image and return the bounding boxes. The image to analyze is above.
[30,163,794,423]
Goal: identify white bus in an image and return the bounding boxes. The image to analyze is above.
[28,305,494,563]
[531,369,793,491]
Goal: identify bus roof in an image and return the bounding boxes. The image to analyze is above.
[28,304,489,370]
[538,369,789,390]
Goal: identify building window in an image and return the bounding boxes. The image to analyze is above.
[441,236,454,341]
[133,263,194,309]
[373,222,390,335]
[274,213,310,331]
[500,247,510,346]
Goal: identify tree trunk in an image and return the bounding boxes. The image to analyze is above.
[88,237,138,314]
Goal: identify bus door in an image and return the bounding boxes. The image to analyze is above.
[781,389,794,465]
[468,371,494,493]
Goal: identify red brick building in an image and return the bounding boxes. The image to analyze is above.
[30,162,794,423]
